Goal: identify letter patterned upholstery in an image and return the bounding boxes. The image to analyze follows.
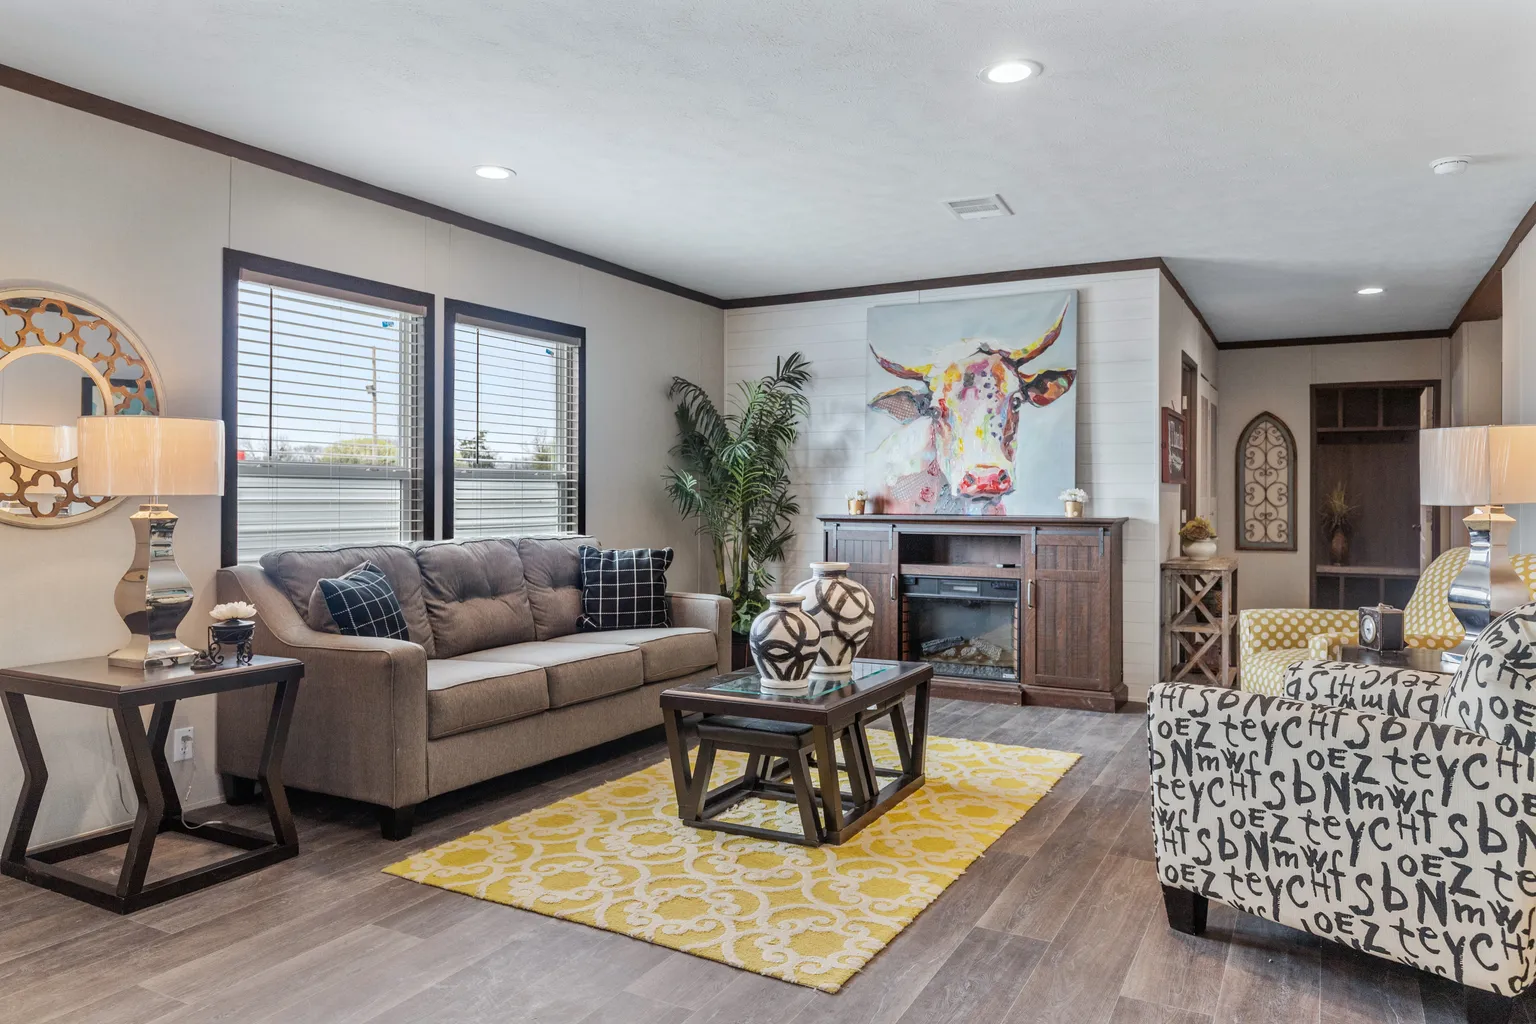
[1148,681,1536,997]
[1283,660,1449,722]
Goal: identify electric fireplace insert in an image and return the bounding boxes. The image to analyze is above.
[901,575,1021,684]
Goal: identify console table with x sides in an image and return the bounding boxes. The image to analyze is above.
[1161,556,1239,688]
[1,654,303,913]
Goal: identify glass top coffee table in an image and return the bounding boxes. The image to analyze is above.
[659,660,933,846]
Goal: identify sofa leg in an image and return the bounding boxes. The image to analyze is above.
[221,773,259,805]
[379,805,415,841]
[1465,988,1515,1024]
[1161,885,1208,936]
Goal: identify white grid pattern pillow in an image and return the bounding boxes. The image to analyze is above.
[317,561,410,640]
[577,546,673,631]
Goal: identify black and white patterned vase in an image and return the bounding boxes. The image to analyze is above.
[749,593,822,689]
[791,562,874,677]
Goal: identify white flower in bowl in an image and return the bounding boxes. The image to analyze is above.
[210,602,257,623]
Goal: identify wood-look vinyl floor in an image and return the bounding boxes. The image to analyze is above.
[1,699,1528,1024]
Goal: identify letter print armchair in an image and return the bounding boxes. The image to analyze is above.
[1150,603,1536,1023]
[1238,549,1536,696]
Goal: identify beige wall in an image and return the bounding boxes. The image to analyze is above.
[1505,233,1536,553]
[0,87,724,844]
[1215,338,1453,610]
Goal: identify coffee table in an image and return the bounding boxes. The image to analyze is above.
[659,660,933,846]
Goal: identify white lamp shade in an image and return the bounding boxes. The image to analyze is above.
[1420,425,1536,506]
[76,416,225,497]
[0,423,77,464]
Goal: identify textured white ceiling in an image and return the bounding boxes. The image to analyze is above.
[6,0,1534,340]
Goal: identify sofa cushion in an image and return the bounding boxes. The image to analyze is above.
[456,640,643,708]
[262,543,436,657]
[577,546,674,631]
[518,536,596,639]
[1438,603,1536,755]
[317,562,409,640]
[426,660,548,740]
[551,627,716,683]
[415,539,537,658]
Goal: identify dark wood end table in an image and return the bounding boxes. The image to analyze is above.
[1335,645,1451,674]
[1,654,304,914]
[659,659,933,846]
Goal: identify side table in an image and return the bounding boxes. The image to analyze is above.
[1162,557,1239,688]
[1,654,303,913]
[1335,645,1449,674]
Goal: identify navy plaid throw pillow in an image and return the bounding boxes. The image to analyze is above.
[318,561,409,640]
[577,546,673,631]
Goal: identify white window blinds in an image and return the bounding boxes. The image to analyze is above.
[452,318,581,538]
[235,277,427,563]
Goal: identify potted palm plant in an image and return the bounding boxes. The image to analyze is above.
[665,353,812,663]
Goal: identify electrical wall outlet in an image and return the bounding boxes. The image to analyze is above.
[173,726,194,763]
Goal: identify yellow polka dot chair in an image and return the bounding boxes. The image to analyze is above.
[1237,548,1536,695]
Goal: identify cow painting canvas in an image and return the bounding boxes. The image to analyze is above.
[866,291,1077,515]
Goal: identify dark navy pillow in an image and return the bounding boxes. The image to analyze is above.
[318,561,409,640]
[577,546,673,631]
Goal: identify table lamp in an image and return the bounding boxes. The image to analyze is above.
[76,416,225,669]
[1419,424,1536,659]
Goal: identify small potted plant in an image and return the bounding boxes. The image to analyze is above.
[1179,517,1218,560]
[1319,483,1357,565]
[847,488,869,515]
[1058,487,1088,517]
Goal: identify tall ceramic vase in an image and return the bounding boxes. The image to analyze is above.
[749,593,822,689]
[791,562,874,677]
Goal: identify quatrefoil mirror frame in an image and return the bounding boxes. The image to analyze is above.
[0,287,166,528]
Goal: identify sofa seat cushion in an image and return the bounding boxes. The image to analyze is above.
[261,543,436,657]
[415,538,537,658]
[456,641,644,708]
[426,660,548,740]
[551,627,716,683]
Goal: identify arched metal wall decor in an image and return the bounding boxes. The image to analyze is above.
[0,289,164,528]
[1236,411,1297,551]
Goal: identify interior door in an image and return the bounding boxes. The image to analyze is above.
[1180,354,1198,524]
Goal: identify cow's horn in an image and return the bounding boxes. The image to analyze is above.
[1000,301,1069,366]
[869,345,931,381]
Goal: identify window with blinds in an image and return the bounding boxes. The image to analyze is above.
[234,275,428,563]
[451,315,582,538]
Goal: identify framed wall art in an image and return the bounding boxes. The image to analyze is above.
[1161,407,1186,486]
[1236,411,1297,551]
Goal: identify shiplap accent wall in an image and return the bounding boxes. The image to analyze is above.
[724,268,1164,695]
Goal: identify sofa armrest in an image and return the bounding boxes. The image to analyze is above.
[668,591,733,673]
[216,564,429,809]
[1148,682,1536,995]
[1280,659,1449,721]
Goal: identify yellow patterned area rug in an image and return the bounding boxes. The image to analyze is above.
[383,732,1078,993]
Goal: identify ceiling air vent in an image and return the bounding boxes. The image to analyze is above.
[944,194,1013,221]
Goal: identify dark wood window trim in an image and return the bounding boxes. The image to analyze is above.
[221,248,437,566]
[442,299,587,540]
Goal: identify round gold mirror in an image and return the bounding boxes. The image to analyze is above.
[0,289,164,527]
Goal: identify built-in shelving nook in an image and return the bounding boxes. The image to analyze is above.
[1310,381,1438,609]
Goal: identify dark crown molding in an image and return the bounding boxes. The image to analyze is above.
[0,63,722,308]
[1217,329,1449,351]
[1450,196,1536,333]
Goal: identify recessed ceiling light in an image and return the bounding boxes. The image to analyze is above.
[1357,286,1384,296]
[981,59,1042,84]
[474,165,514,180]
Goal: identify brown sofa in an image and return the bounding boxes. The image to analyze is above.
[215,535,730,838]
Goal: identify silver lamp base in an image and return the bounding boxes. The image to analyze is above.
[1442,505,1523,670]
[108,503,201,669]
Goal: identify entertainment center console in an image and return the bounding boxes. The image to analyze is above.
[819,514,1127,710]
